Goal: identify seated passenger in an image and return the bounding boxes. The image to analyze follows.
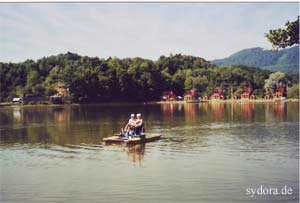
[134,113,144,136]
[122,114,136,139]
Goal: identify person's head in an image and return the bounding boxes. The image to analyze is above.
[137,113,142,119]
[130,113,135,119]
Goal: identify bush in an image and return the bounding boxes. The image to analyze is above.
[287,84,299,99]
[253,89,264,99]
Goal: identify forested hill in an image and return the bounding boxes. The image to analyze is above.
[0,53,299,102]
[212,46,299,73]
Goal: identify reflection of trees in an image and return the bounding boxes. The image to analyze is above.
[264,102,287,122]
[124,144,145,166]
[287,102,299,121]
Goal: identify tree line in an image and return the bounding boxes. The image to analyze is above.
[0,52,299,103]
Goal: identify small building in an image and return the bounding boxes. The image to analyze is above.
[12,97,22,104]
[50,83,71,104]
[240,87,255,100]
[273,87,285,100]
[202,95,209,101]
[23,94,46,103]
[211,89,224,100]
[55,82,70,97]
[50,95,64,104]
[176,96,183,101]
[265,94,271,100]
[161,91,176,101]
[184,89,198,102]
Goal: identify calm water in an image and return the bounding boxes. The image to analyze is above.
[0,102,299,203]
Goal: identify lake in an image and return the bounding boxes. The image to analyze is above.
[0,102,299,203]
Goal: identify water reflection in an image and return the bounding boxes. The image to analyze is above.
[0,102,298,147]
[158,102,293,123]
[125,144,145,165]
[210,102,225,121]
[52,106,71,123]
[102,143,146,165]
[13,107,22,121]
[184,103,197,124]
[273,102,287,121]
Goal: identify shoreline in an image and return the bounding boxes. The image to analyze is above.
[0,98,299,108]
[155,98,300,104]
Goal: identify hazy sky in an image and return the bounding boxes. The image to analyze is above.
[0,3,298,62]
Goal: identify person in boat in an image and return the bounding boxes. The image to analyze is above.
[122,114,136,139]
[134,113,144,137]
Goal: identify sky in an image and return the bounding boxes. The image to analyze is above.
[0,3,298,62]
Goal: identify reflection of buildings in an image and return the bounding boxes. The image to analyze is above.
[264,102,287,122]
[265,102,271,121]
[125,144,145,165]
[210,102,225,121]
[201,102,209,112]
[52,107,71,123]
[160,103,184,116]
[48,107,72,145]
[13,107,22,121]
[161,103,198,122]
[184,103,197,124]
[161,103,175,117]
[240,103,255,121]
[160,103,198,124]
[273,102,286,121]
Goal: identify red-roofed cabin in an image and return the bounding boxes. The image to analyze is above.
[161,91,176,101]
[273,87,285,99]
[211,89,224,100]
[241,87,255,100]
[203,95,209,101]
[265,94,271,100]
[184,89,198,101]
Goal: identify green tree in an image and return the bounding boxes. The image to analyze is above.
[264,72,288,94]
[266,16,299,50]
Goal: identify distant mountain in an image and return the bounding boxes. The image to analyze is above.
[212,46,299,73]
